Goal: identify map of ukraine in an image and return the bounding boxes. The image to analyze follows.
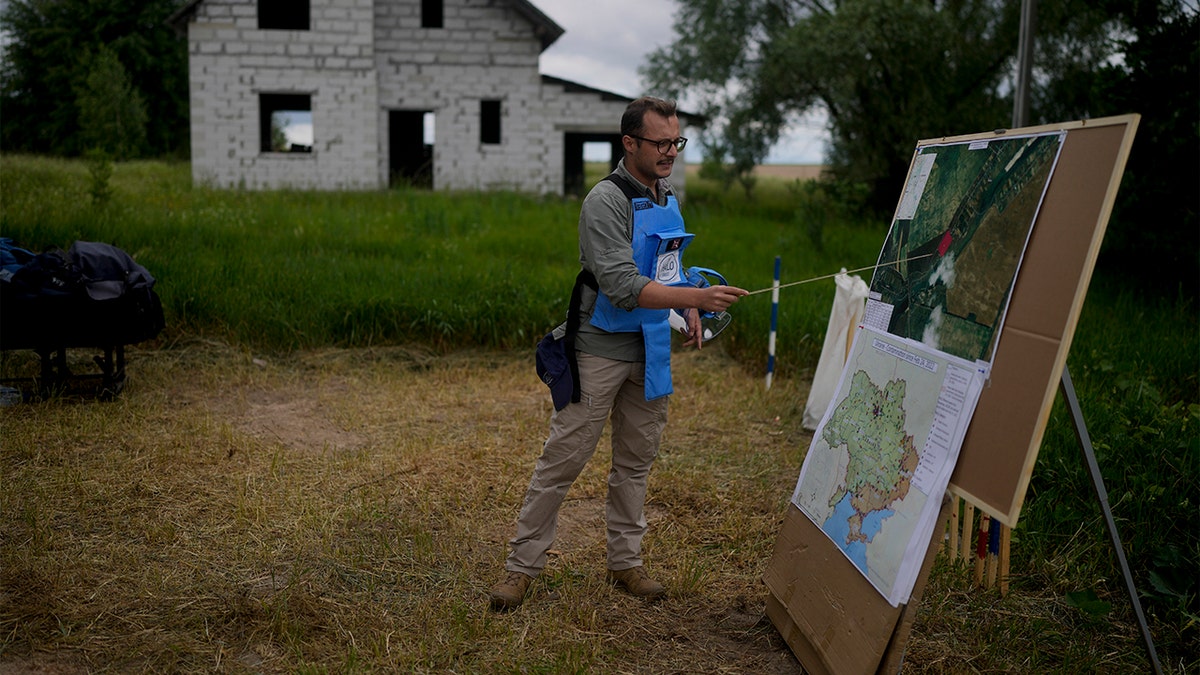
[820,370,920,568]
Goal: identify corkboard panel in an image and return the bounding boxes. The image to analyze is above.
[764,116,1139,674]
[945,116,1139,526]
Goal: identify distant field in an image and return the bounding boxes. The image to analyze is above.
[751,164,826,180]
[682,163,826,181]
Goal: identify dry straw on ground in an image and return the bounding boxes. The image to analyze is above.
[0,342,1161,673]
[1,343,810,673]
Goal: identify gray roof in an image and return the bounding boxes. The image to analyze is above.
[508,0,564,50]
[541,75,706,125]
[168,0,564,50]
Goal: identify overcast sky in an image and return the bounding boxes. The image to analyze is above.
[532,0,829,165]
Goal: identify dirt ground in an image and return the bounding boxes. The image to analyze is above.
[1,344,814,674]
[2,343,1174,673]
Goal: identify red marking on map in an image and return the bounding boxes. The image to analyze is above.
[937,230,953,256]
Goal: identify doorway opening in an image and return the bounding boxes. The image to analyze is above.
[564,132,621,196]
[389,110,434,188]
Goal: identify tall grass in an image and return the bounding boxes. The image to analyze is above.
[1024,275,1199,652]
[0,156,866,373]
[2,155,1196,666]
[1,156,583,351]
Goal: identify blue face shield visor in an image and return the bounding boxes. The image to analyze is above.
[668,266,733,342]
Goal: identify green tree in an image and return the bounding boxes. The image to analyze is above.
[644,0,1197,292]
[645,0,1020,214]
[1041,2,1198,294]
[0,0,189,158]
[75,45,148,160]
[270,114,290,153]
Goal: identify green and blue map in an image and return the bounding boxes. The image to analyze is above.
[793,327,985,606]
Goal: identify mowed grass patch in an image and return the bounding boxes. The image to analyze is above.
[0,341,814,673]
[0,341,1175,673]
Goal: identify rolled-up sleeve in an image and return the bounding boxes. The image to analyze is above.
[578,183,650,311]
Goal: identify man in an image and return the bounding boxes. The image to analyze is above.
[490,97,747,611]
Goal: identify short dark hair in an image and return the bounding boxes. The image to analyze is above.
[621,97,678,138]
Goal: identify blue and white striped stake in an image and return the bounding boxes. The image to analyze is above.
[766,256,781,390]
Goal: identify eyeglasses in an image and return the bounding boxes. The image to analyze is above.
[628,135,688,154]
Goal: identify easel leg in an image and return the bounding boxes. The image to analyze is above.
[999,525,1011,595]
[1060,366,1163,675]
[947,496,960,561]
[973,514,988,586]
[950,496,1010,593]
[960,503,974,563]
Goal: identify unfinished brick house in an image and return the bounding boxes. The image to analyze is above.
[169,0,691,196]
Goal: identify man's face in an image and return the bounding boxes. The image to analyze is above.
[624,112,681,187]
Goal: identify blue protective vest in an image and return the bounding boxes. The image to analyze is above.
[589,176,693,400]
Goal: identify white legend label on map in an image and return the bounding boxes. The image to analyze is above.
[863,297,894,332]
[896,153,937,220]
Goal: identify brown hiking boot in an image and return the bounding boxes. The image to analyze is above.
[489,571,534,611]
[607,566,666,600]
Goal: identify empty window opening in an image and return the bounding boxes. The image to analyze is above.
[261,94,313,153]
[422,0,444,28]
[259,0,310,30]
[481,100,501,145]
[583,142,612,164]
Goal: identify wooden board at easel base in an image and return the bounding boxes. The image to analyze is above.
[764,500,949,675]
[764,505,899,675]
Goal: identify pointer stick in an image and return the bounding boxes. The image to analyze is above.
[742,253,935,296]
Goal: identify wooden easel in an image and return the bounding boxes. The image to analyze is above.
[944,496,1011,595]
[765,114,1149,674]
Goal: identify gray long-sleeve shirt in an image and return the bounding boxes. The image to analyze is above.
[573,159,677,363]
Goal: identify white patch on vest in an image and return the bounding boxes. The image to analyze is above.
[656,250,681,283]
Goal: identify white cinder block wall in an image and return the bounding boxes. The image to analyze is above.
[374,0,550,192]
[188,0,380,190]
[537,80,690,197]
[182,0,687,196]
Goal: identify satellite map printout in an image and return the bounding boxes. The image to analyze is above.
[865,131,1066,363]
[792,326,986,606]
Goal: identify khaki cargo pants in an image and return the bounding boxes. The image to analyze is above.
[505,352,668,576]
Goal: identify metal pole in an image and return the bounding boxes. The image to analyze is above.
[1013,0,1037,127]
[1060,367,1164,675]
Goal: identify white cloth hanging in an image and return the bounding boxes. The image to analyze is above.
[802,270,869,431]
